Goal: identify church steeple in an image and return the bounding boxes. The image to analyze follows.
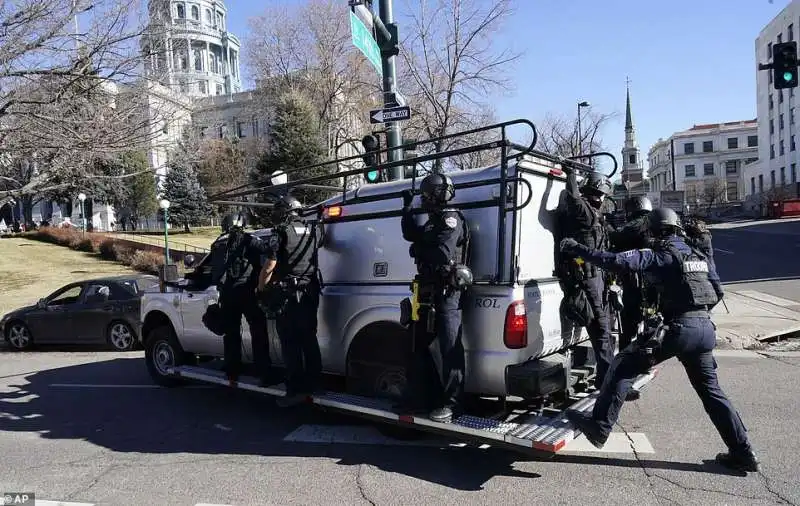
[621,77,644,185]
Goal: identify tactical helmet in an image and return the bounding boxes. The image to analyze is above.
[625,196,653,218]
[648,208,683,235]
[419,173,455,206]
[271,194,302,224]
[221,212,246,233]
[447,264,474,290]
[580,173,612,197]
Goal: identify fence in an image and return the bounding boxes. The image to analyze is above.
[104,231,211,264]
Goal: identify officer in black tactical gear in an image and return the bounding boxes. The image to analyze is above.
[559,208,760,473]
[558,170,614,389]
[217,213,275,385]
[683,215,714,259]
[259,194,322,408]
[400,172,470,423]
[610,196,654,352]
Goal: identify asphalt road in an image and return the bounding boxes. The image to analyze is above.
[1,349,798,506]
[711,219,800,306]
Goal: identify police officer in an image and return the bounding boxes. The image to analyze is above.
[259,195,322,408]
[683,214,714,259]
[559,170,614,389]
[217,213,275,386]
[400,173,469,423]
[559,208,759,473]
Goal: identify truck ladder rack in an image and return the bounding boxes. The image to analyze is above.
[166,365,658,455]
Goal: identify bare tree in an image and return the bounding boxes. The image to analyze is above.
[0,0,179,206]
[536,110,619,161]
[700,177,728,210]
[245,0,376,155]
[398,0,521,172]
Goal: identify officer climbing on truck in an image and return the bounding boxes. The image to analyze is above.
[560,208,760,473]
[557,170,615,389]
[398,173,472,423]
[259,194,323,408]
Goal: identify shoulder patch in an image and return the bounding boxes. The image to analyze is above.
[444,216,458,229]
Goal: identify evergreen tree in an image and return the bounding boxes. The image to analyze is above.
[120,151,158,230]
[162,159,211,232]
[250,90,332,224]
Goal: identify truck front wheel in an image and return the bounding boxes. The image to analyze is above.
[145,325,190,387]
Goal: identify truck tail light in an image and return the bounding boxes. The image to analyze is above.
[504,300,528,349]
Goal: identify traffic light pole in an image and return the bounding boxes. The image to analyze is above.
[377,0,404,181]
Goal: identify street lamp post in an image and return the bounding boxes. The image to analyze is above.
[577,101,591,156]
[159,199,170,264]
[77,193,86,235]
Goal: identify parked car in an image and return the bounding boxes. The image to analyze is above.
[1,275,159,351]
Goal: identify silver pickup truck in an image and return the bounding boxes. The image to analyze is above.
[140,152,592,401]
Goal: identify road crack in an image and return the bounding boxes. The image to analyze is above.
[758,470,797,506]
[616,422,666,505]
[65,464,118,501]
[355,463,377,506]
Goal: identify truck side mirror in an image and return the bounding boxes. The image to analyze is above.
[183,254,196,268]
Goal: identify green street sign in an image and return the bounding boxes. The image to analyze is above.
[350,11,383,76]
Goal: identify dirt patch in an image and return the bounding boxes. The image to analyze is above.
[0,238,136,317]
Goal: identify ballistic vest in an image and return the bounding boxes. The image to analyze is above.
[657,241,718,314]
[276,217,317,281]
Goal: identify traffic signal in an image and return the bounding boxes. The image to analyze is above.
[361,134,383,183]
[773,41,799,89]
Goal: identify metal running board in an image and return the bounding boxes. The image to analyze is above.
[166,365,659,455]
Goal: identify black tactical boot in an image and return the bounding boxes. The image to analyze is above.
[429,406,453,423]
[565,410,608,449]
[625,389,641,402]
[715,448,760,473]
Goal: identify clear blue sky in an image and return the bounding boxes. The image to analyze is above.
[223,0,788,175]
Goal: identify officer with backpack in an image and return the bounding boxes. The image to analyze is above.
[399,173,472,423]
[258,195,323,408]
[217,213,275,386]
[560,208,759,473]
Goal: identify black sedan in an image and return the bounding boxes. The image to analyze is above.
[1,275,159,352]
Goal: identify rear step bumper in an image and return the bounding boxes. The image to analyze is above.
[167,365,658,455]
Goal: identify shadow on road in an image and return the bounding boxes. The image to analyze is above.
[0,357,739,490]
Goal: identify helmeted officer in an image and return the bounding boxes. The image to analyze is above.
[558,170,614,389]
[610,196,654,352]
[258,194,322,408]
[216,213,275,386]
[400,172,470,423]
[559,208,759,473]
[683,215,714,259]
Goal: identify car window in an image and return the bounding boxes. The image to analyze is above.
[109,282,137,301]
[133,278,159,293]
[48,285,84,306]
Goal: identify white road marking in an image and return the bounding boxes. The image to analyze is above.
[195,504,234,506]
[733,290,800,307]
[712,350,765,358]
[562,433,654,454]
[48,384,214,389]
[283,424,654,454]
[715,248,734,254]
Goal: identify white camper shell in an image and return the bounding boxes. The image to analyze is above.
[139,119,658,455]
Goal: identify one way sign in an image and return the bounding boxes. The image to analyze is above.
[370,106,411,124]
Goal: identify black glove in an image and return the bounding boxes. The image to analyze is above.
[401,190,414,208]
[559,237,579,253]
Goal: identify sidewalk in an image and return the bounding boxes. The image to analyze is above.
[711,290,800,349]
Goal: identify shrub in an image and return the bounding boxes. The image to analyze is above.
[127,250,165,274]
[98,238,118,260]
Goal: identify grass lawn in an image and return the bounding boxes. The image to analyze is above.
[107,227,221,251]
[0,237,138,317]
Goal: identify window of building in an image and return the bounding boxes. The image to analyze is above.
[778,33,783,44]
[770,119,775,135]
[758,174,764,192]
[793,108,796,125]
[771,170,776,188]
[769,94,774,110]
[771,144,776,158]
[198,81,207,94]
[793,135,796,151]
[683,142,694,154]
[629,154,636,164]
[748,135,758,147]
[727,137,738,149]
[725,160,738,174]
[199,126,207,139]
[216,13,224,29]
[702,141,713,152]
[768,42,773,58]
[793,163,798,183]
[780,90,785,103]
[216,83,224,95]
[703,163,714,176]
[726,181,738,201]
[205,8,212,24]
[781,113,785,129]
[781,166,786,185]
[176,4,184,18]
[178,79,187,93]
[685,165,696,177]
[237,121,247,138]
[780,140,785,155]
[193,49,202,71]
[791,24,795,42]
[751,177,756,195]
[191,5,199,20]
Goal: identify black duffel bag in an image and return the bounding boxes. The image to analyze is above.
[202,302,226,336]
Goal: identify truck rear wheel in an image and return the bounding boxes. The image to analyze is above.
[145,325,191,387]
